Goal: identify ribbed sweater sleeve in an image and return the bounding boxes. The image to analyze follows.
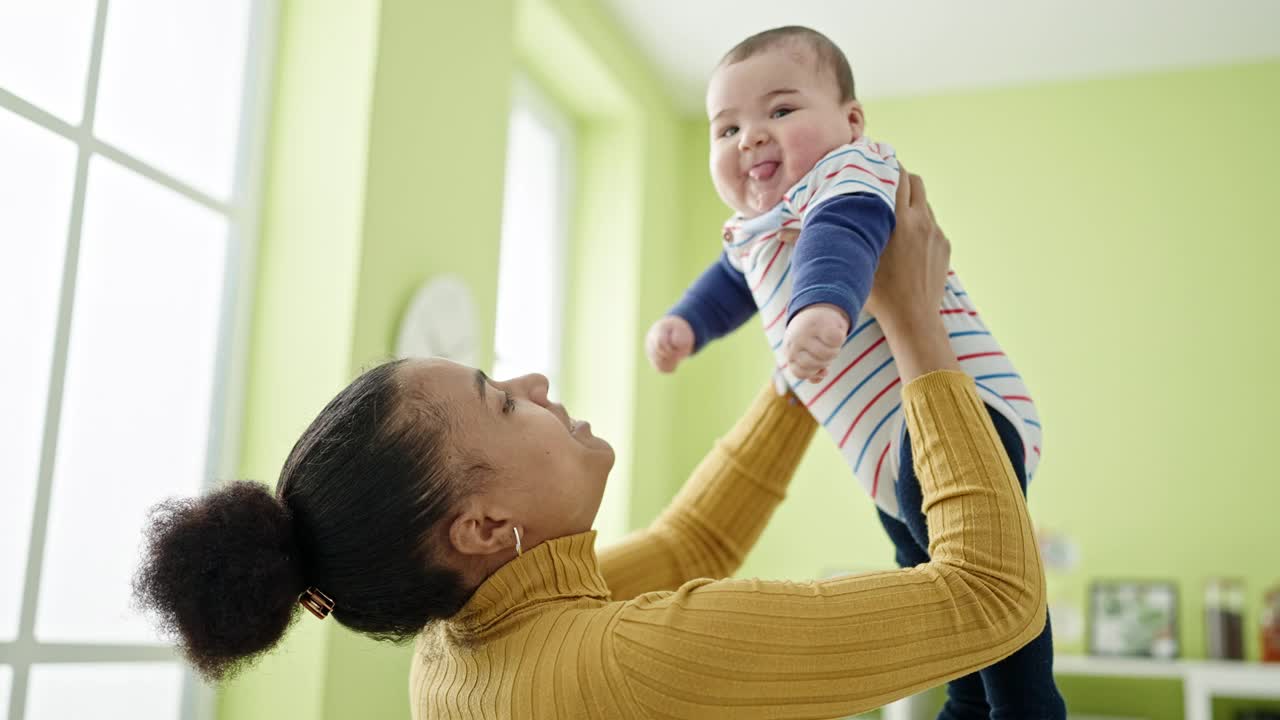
[598,384,817,602]
[608,371,1048,719]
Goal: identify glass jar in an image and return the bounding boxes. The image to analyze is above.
[1262,584,1280,663]
[1205,578,1246,661]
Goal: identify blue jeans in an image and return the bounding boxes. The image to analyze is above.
[876,406,1066,720]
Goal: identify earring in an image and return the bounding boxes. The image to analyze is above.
[513,526,523,557]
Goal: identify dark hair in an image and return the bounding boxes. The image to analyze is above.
[722,26,856,102]
[133,359,480,682]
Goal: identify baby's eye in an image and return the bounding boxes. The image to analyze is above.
[717,125,739,139]
[771,107,794,119]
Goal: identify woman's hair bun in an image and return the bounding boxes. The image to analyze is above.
[134,480,306,682]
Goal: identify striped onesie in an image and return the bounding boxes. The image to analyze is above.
[679,139,1041,519]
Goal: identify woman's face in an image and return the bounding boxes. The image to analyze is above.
[400,358,614,550]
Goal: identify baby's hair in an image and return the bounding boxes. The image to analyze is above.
[721,26,856,102]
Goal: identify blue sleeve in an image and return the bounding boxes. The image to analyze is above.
[788,193,896,328]
[669,251,758,352]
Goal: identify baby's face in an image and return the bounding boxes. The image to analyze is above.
[707,44,863,218]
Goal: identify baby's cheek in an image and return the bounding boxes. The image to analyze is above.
[711,159,743,205]
[783,125,836,181]
[711,148,738,183]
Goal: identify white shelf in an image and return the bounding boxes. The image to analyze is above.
[1056,655,1187,679]
[1054,655,1280,720]
[882,657,1280,720]
[1055,655,1280,679]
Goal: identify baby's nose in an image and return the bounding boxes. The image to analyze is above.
[740,127,768,149]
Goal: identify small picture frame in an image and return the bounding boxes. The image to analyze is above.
[1088,580,1179,659]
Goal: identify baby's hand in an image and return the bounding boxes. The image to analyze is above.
[646,316,695,373]
[783,304,849,383]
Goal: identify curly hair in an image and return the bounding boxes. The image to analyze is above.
[133,360,478,682]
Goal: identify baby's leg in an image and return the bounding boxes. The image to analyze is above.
[874,509,928,569]
[894,407,1067,720]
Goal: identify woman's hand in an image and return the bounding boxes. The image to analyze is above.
[864,167,950,321]
[865,166,960,381]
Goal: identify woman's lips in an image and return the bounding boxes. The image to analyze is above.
[748,161,780,181]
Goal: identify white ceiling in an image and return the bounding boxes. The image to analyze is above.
[602,0,1280,115]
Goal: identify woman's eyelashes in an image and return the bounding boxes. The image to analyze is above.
[502,391,516,414]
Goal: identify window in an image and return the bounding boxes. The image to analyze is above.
[493,77,574,393]
[0,1,275,718]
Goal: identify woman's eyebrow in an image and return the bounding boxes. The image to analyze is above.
[474,369,488,406]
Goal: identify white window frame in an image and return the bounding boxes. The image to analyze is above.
[0,1,279,719]
[493,74,575,393]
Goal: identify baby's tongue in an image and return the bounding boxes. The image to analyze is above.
[749,162,779,180]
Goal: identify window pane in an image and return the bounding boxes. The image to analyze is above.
[0,0,97,123]
[36,156,227,644]
[94,0,251,200]
[494,107,563,388]
[27,663,182,720]
[0,664,10,720]
[0,108,77,641]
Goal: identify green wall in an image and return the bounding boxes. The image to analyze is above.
[221,0,691,717]
[324,2,517,719]
[674,60,1280,719]
[219,0,380,717]
[226,0,1279,715]
[514,0,690,546]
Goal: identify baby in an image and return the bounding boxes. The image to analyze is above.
[645,26,1065,719]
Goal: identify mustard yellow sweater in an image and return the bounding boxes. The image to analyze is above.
[410,372,1047,719]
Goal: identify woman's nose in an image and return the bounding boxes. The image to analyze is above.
[515,373,551,406]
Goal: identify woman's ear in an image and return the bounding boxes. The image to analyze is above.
[846,100,866,140]
[447,496,516,558]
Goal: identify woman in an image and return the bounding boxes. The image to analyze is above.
[135,170,1046,719]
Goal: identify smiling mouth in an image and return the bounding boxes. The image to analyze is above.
[748,161,780,181]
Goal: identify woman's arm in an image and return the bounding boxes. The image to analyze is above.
[601,171,1048,717]
[597,384,817,602]
[863,171,961,382]
[605,372,1046,719]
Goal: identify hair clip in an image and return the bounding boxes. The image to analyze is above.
[299,587,335,620]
